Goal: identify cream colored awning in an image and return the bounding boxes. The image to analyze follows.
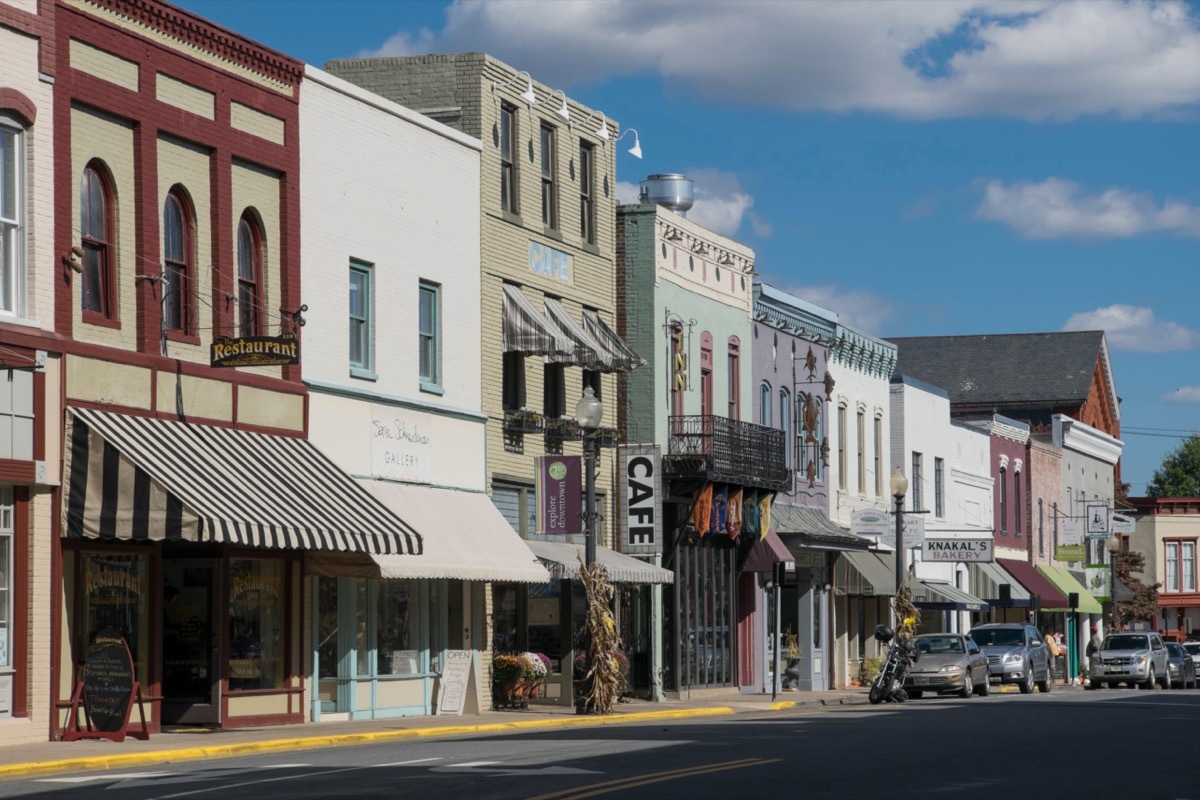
[502,284,573,356]
[524,539,673,584]
[582,309,646,372]
[364,482,551,583]
[543,297,612,370]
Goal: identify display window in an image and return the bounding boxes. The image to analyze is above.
[78,552,149,684]
[228,558,285,690]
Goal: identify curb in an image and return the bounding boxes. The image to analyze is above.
[0,706,736,780]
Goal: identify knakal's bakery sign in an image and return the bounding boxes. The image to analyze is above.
[211,334,299,368]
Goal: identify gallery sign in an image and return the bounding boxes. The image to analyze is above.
[618,444,662,556]
[922,538,993,562]
[210,333,299,368]
[371,407,433,484]
[535,455,581,535]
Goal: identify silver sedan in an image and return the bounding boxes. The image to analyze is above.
[903,633,991,699]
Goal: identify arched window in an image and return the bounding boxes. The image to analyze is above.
[779,387,791,470]
[0,115,25,314]
[80,161,115,317]
[237,211,264,336]
[162,188,193,333]
[727,336,740,419]
[759,381,772,427]
[699,332,713,417]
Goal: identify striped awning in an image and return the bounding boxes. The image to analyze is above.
[62,408,422,555]
[524,539,674,584]
[543,297,612,370]
[582,309,646,372]
[910,579,989,612]
[834,551,896,596]
[502,284,573,356]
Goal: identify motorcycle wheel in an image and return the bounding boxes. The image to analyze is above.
[868,682,886,704]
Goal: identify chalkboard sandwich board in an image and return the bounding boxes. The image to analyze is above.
[64,627,149,742]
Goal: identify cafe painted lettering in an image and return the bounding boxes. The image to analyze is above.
[627,456,655,546]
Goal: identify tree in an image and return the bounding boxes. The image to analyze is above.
[1146,434,1200,497]
[1113,549,1159,628]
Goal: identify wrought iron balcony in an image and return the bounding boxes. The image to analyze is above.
[664,415,791,492]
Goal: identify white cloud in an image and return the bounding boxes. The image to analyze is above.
[776,284,895,336]
[614,170,760,237]
[1163,387,1200,403]
[1062,304,1200,352]
[356,0,1200,121]
[975,178,1200,239]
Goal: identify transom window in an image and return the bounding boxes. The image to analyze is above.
[0,121,23,315]
[162,189,193,333]
[418,280,441,388]
[80,162,115,318]
[237,214,264,337]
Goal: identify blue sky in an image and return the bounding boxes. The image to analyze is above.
[175,0,1200,494]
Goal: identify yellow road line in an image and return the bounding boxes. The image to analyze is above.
[526,757,782,800]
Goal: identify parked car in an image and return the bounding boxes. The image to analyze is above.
[1183,642,1200,672]
[903,633,990,699]
[1165,643,1197,689]
[967,623,1052,694]
[1090,631,1169,689]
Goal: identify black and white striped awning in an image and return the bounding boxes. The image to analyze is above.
[582,310,645,372]
[62,407,422,555]
[501,284,573,356]
[543,297,612,371]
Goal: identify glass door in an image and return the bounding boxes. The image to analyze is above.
[161,558,220,725]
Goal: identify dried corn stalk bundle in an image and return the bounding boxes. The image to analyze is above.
[893,584,921,643]
[577,554,622,715]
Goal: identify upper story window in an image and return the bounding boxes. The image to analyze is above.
[80,161,115,319]
[579,142,595,244]
[856,410,866,494]
[670,322,684,418]
[237,213,264,337]
[700,332,713,417]
[349,260,373,377]
[0,120,23,316]
[162,188,193,334]
[1014,469,1023,537]
[999,467,1008,534]
[873,416,882,496]
[1037,498,1045,556]
[779,388,791,471]
[540,124,558,230]
[418,280,441,389]
[727,337,740,419]
[759,382,772,427]
[837,405,847,491]
[935,457,945,518]
[499,103,517,213]
[1164,540,1196,593]
[911,452,924,512]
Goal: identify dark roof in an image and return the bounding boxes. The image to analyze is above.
[888,331,1106,408]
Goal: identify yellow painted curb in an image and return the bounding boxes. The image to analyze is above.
[770,701,797,710]
[0,706,736,780]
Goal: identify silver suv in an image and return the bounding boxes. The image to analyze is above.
[968,623,1052,694]
[1090,631,1169,689]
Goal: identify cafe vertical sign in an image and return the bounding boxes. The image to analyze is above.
[618,444,662,556]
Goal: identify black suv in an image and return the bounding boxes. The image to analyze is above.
[968,623,1052,694]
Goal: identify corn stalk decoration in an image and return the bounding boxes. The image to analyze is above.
[577,555,623,715]
[893,584,921,644]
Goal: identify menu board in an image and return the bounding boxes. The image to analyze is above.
[83,628,135,733]
[436,649,473,716]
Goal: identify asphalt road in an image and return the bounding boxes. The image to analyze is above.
[4,687,1200,800]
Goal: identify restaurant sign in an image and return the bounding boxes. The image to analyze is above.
[210,333,299,368]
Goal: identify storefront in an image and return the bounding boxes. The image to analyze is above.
[969,560,1034,624]
[834,550,896,686]
[54,408,421,736]
[1037,564,1102,681]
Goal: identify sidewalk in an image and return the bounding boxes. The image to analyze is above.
[0,689,869,780]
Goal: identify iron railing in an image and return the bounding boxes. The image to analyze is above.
[663,415,791,492]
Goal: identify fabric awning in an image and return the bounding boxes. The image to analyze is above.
[364,482,551,583]
[501,284,573,356]
[773,504,873,551]
[910,579,989,612]
[996,558,1069,609]
[969,561,1032,607]
[1037,565,1103,613]
[741,530,793,573]
[543,297,612,370]
[524,539,673,584]
[62,407,420,554]
[834,551,895,596]
[582,309,646,372]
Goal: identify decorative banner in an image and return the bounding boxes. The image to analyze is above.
[742,490,761,540]
[922,538,993,562]
[712,486,729,536]
[759,493,772,541]
[851,508,889,538]
[535,455,581,535]
[618,445,662,556]
[1086,566,1112,599]
[1086,504,1110,535]
[210,333,299,368]
[693,484,713,537]
[728,488,743,539]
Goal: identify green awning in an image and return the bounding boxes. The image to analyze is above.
[1036,565,1103,613]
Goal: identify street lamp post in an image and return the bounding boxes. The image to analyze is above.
[1107,532,1121,632]
[574,387,604,568]
[890,467,909,604]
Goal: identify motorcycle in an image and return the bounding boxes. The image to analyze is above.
[868,623,917,705]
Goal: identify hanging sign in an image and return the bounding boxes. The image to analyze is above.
[851,508,889,538]
[618,445,662,555]
[1057,518,1086,561]
[922,538,993,562]
[210,333,299,368]
[1086,504,1110,535]
[1110,513,1136,535]
[535,455,581,535]
[436,650,473,716]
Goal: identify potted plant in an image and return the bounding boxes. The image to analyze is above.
[503,409,544,434]
[492,653,525,709]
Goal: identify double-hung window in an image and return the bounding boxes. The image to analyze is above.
[237,213,263,336]
[579,141,595,243]
[934,457,945,517]
[80,162,115,319]
[1166,542,1180,593]
[856,410,866,494]
[500,104,517,213]
[0,121,22,315]
[540,124,558,230]
[418,280,441,390]
[837,406,847,490]
[349,261,373,378]
[162,189,192,334]
[1184,542,1196,592]
[911,452,924,512]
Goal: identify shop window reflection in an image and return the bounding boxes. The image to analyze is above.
[79,552,148,684]
[228,558,284,690]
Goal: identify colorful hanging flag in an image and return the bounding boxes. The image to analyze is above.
[728,488,743,539]
[711,486,729,537]
[692,484,713,537]
[758,492,773,541]
[743,490,760,540]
